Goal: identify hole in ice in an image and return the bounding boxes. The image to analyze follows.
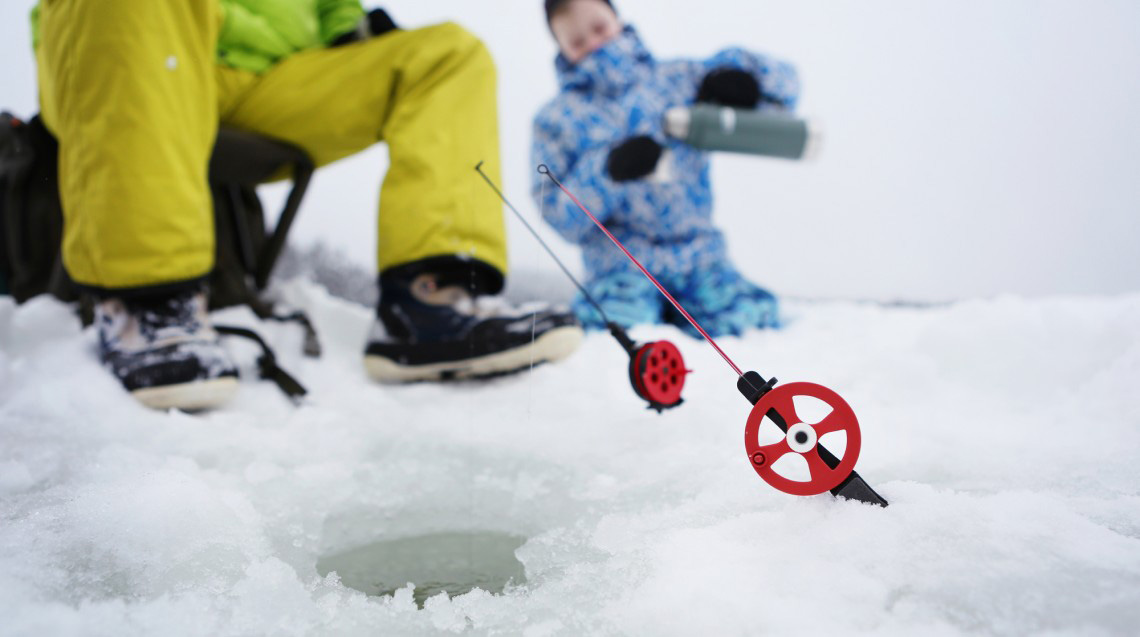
[317,531,527,608]
[792,395,832,424]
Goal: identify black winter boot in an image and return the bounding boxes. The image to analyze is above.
[95,289,239,409]
[364,272,583,382]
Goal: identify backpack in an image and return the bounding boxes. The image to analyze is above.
[0,111,318,398]
[0,113,70,304]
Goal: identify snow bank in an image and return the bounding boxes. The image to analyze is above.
[1,284,1138,635]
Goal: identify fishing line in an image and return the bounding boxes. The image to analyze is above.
[476,162,688,412]
[475,161,613,325]
[537,164,753,387]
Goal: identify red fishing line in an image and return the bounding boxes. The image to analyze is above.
[538,165,748,380]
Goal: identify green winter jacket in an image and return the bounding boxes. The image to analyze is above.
[31,0,365,74]
[217,0,365,73]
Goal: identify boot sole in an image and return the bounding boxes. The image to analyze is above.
[132,377,240,411]
[364,325,584,383]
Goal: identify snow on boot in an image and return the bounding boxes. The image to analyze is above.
[364,273,583,382]
[96,290,239,410]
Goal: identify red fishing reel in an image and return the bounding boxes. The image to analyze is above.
[609,323,687,412]
[629,340,688,412]
[743,381,861,496]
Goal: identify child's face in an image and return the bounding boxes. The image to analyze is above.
[550,0,622,64]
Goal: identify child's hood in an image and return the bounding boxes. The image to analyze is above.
[555,25,655,96]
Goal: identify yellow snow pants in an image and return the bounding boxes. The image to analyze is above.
[35,0,506,292]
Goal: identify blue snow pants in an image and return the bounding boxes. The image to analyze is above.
[573,263,779,338]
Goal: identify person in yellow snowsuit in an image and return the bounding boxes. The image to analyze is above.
[32,0,582,409]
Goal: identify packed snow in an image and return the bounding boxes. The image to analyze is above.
[2,283,1138,636]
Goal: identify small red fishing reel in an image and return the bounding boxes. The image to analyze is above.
[629,340,688,412]
[610,323,688,412]
[743,381,862,496]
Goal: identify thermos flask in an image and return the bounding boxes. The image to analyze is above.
[664,105,820,160]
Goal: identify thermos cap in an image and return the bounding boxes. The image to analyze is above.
[664,106,691,139]
[802,119,824,162]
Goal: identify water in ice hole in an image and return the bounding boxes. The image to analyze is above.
[316,531,528,608]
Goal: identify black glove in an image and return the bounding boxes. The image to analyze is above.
[606,136,663,182]
[696,67,761,109]
[365,8,398,36]
[331,8,399,47]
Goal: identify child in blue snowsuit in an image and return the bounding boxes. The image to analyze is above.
[531,0,799,337]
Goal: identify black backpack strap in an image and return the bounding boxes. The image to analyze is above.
[214,324,308,401]
[259,309,322,358]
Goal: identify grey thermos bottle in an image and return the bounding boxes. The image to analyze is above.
[664,105,820,160]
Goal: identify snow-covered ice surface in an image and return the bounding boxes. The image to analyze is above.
[2,282,1139,636]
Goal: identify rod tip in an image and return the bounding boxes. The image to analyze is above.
[474,160,484,171]
[537,164,550,175]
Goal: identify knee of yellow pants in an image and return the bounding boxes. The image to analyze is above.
[427,21,496,79]
[214,20,508,284]
[429,21,481,50]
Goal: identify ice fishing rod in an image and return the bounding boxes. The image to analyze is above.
[538,164,887,507]
[475,162,687,412]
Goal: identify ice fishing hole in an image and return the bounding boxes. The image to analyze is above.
[317,532,527,608]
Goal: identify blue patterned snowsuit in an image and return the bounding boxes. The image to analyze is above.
[530,26,799,337]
